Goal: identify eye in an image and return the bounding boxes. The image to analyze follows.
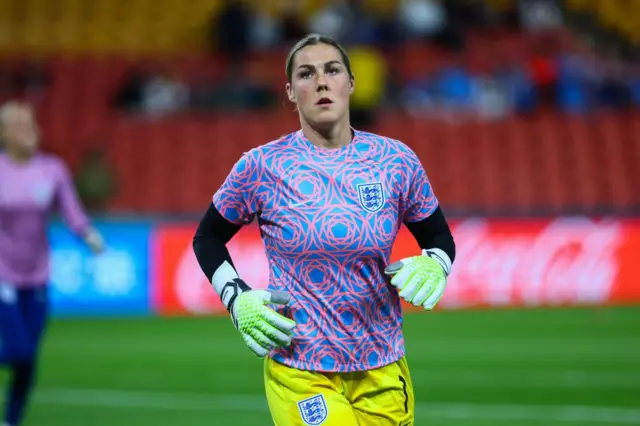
[328,66,340,75]
[298,70,313,79]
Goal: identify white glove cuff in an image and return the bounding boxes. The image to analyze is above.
[211,260,241,309]
[422,248,452,276]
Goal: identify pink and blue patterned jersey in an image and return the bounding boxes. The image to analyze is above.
[213,130,439,372]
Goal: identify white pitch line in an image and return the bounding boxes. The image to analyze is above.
[19,388,640,424]
[412,369,640,389]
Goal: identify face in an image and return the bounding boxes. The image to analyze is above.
[286,43,354,129]
[1,106,39,157]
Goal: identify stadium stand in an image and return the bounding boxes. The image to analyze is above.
[0,0,637,216]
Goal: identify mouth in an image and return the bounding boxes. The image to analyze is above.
[316,98,333,106]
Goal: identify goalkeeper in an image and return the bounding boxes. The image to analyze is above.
[193,33,455,426]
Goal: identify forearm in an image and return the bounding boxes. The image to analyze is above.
[192,203,247,310]
[405,206,455,275]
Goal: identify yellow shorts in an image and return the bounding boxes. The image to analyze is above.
[264,356,414,426]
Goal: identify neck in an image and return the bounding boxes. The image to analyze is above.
[301,117,353,149]
[6,149,32,164]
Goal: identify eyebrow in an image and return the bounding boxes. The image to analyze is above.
[295,60,342,71]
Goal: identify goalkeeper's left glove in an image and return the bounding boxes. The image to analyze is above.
[384,249,451,310]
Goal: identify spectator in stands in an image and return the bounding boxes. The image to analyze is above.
[629,59,640,107]
[556,44,599,114]
[397,0,446,42]
[493,54,537,114]
[401,74,438,118]
[75,146,117,213]
[516,0,563,33]
[308,1,348,42]
[343,0,378,45]
[348,45,388,129]
[473,71,512,121]
[279,1,308,45]
[308,0,377,46]
[528,43,559,108]
[111,66,148,112]
[194,66,276,112]
[450,0,491,30]
[250,8,281,51]
[597,49,633,110]
[140,69,189,118]
[15,61,50,103]
[210,0,251,64]
[433,53,475,120]
[433,0,467,51]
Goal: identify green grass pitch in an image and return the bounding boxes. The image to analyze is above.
[2,306,639,425]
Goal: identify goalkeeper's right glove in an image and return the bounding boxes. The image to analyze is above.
[222,279,297,358]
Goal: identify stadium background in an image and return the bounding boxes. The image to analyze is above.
[1,0,639,425]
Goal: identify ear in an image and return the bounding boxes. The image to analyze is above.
[286,82,296,103]
[349,75,355,95]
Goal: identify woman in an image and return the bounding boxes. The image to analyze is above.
[193,34,455,425]
[0,101,104,426]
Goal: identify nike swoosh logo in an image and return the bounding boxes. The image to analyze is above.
[288,199,313,208]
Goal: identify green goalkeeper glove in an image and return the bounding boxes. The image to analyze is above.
[224,279,297,358]
[384,249,451,310]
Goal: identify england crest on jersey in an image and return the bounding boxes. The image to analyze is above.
[357,182,384,213]
[297,394,328,425]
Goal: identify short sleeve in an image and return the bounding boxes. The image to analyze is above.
[212,150,261,225]
[402,147,439,224]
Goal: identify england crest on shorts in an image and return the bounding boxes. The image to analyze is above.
[357,182,384,213]
[297,394,328,425]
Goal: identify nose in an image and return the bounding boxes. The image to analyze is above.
[316,72,328,92]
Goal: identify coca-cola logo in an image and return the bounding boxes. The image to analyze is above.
[443,217,624,308]
[168,217,626,314]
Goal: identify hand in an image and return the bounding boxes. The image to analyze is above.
[384,249,449,310]
[230,289,297,358]
[84,228,105,254]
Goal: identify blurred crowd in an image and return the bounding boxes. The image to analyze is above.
[0,0,637,127]
[106,0,638,126]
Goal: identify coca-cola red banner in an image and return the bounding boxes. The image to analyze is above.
[152,218,640,315]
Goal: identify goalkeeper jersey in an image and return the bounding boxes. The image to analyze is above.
[213,129,438,373]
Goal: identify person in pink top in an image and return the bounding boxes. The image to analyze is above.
[0,101,104,426]
[193,34,456,425]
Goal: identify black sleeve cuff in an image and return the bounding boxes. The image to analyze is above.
[404,206,456,265]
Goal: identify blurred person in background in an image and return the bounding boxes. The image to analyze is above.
[140,68,189,118]
[516,0,563,33]
[75,145,117,213]
[629,56,640,107]
[472,70,512,121]
[110,65,148,112]
[210,0,251,66]
[0,101,105,426]
[193,33,455,425]
[433,52,475,121]
[527,42,559,108]
[398,0,447,42]
[493,56,537,115]
[556,41,600,114]
[347,44,387,129]
[596,47,634,110]
[308,0,378,46]
[308,1,351,43]
[278,0,308,45]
